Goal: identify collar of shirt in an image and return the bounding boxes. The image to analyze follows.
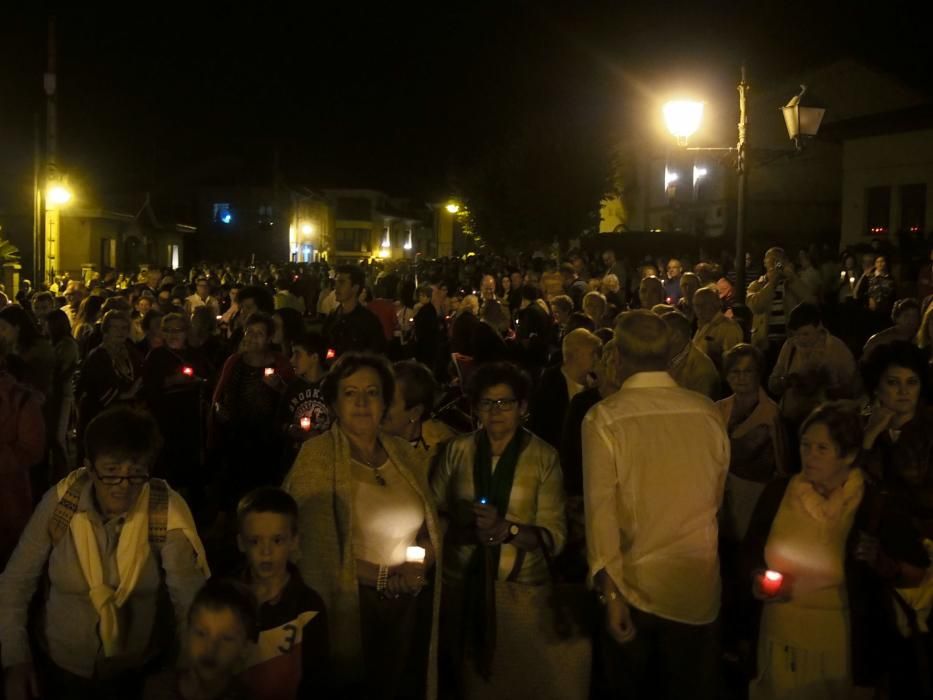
[621,371,677,391]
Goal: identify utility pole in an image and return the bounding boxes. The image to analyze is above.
[33,113,42,286]
[43,16,60,284]
[734,65,749,303]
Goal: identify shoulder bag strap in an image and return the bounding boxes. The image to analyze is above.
[48,472,90,546]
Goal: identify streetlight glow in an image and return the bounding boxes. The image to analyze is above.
[47,184,73,206]
[301,223,313,235]
[663,100,704,144]
[445,203,460,214]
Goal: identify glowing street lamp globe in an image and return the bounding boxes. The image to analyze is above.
[445,203,460,214]
[663,100,704,145]
[301,223,313,235]
[47,184,73,207]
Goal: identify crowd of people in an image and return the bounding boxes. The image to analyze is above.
[1,237,933,699]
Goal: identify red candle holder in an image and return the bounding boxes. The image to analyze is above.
[300,416,312,431]
[182,366,194,377]
[761,570,784,597]
[264,367,275,377]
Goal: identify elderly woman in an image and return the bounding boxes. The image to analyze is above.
[383,360,457,461]
[76,310,142,463]
[768,303,859,435]
[744,402,928,699]
[0,407,208,700]
[719,344,788,541]
[283,352,442,699]
[430,362,569,699]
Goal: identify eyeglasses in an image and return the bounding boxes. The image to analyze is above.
[476,398,518,412]
[94,471,149,486]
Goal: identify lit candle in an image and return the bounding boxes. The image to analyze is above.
[264,367,275,377]
[300,416,312,431]
[406,546,426,564]
[326,348,336,360]
[760,570,784,597]
[182,366,194,377]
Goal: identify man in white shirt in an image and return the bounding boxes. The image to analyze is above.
[184,277,220,318]
[583,310,729,699]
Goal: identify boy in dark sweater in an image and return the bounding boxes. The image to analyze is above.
[236,488,330,700]
[275,331,331,470]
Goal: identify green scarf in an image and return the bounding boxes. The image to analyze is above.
[465,427,526,677]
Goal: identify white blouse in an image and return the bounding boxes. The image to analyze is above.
[350,458,425,566]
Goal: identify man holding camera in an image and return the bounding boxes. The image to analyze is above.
[746,247,817,371]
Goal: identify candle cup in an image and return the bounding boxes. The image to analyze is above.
[406,546,426,564]
[264,368,275,377]
[760,570,784,597]
[182,366,194,377]
[300,416,312,431]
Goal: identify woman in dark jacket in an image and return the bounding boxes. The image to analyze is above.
[142,313,209,495]
[743,401,928,698]
[75,310,142,463]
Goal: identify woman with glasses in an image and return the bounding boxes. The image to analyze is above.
[0,406,209,700]
[430,361,568,699]
[284,352,442,699]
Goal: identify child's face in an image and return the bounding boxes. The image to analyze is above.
[187,607,249,683]
[290,346,318,377]
[238,512,297,581]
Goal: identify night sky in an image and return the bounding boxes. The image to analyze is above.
[0,3,929,212]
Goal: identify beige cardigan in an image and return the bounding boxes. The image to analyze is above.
[283,423,443,698]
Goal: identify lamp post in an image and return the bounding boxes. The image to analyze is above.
[663,67,824,302]
[45,179,72,284]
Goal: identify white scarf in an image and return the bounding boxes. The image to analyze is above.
[791,467,864,523]
[55,469,210,657]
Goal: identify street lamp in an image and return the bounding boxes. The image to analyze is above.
[301,222,313,236]
[662,67,824,302]
[445,202,460,214]
[662,101,704,146]
[781,85,825,150]
[47,184,72,206]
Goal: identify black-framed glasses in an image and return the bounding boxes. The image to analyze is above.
[476,398,518,412]
[93,471,149,486]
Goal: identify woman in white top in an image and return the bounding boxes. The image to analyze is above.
[284,352,442,699]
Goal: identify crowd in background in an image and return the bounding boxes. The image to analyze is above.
[2,235,933,699]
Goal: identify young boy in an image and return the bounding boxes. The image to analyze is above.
[275,331,332,469]
[236,487,330,700]
[143,578,258,700]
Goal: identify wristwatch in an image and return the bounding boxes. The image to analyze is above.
[503,523,520,543]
